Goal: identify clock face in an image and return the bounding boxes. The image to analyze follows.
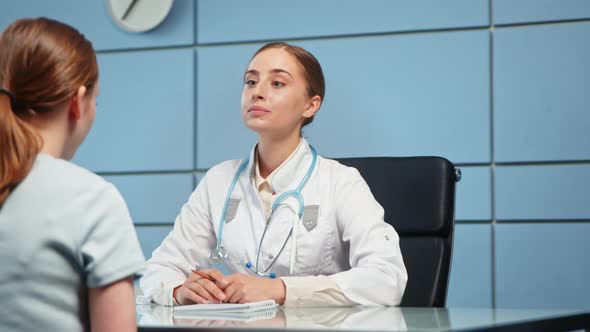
[107,0,174,33]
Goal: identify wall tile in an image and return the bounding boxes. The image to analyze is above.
[197,0,488,43]
[447,224,493,307]
[456,167,492,221]
[495,165,590,220]
[494,0,590,25]
[135,225,173,259]
[74,49,194,172]
[494,23,590,162]
[197,31,490,168]
[105,174,193,224]
[496,223,590,309]
[0,0,194,51]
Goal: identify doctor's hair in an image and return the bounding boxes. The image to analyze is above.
[251,42,325,128]
[0,17,98,206]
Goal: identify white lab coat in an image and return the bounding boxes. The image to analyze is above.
[140,139,407,306]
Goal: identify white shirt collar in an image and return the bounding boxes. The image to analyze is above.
[247,138,315,194]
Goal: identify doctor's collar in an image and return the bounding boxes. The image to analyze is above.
[246,139,314,194]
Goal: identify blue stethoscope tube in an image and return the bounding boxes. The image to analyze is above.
[209,145,318,278]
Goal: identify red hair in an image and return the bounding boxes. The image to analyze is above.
[0,17,98,206]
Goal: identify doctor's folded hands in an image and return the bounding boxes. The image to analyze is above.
[139,42,407,307]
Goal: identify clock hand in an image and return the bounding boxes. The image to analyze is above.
[121,0,139,20]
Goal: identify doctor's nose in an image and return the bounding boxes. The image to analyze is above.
[251,85,266,100]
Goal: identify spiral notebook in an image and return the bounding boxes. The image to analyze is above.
[173,299,277,320]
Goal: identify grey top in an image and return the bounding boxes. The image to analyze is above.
[0,154,145,332]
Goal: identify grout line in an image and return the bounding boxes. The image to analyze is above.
[192,0,199,174]
[198,45,199,174]
[455,220,494,224]
[194,25,488,46]
[95,25,489,54]
[134,223,175,227]
[96,44,196,54]
[193,0,198,46]
[456,160,590,167]
[489,0,497,310]
[94,18,590,55]
[95,158,590,177]
[454,162,493,167]
[496,219,590,224]
[98,170,207,176]
[494,17,590,29]
[455,219,590,225]
[494,160,590,166]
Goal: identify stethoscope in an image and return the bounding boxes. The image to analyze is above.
[209,145,317,278]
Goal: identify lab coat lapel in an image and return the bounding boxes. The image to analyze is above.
[270,139,314,195]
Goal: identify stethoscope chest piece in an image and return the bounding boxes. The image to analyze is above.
[209,246,228,265]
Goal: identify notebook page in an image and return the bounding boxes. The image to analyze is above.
[173,299,277,314]
[173,306,278,321]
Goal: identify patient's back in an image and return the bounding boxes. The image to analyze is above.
[0,154,145,331]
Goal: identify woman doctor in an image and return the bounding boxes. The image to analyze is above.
[140,42,407,307]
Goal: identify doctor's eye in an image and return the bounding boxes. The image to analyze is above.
[271,81,285,87]
[244,79,257,87]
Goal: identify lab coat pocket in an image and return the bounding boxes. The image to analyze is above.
[222,242,247,274]
[221,222,248,273]
[294,210,335,275]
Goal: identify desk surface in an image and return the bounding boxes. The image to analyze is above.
[137,305,590,332]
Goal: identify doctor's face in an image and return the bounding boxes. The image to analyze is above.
[241,48,315,137]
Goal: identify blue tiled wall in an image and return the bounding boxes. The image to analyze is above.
[496,223,590,310]
[75,49,195,172]
[104,174,194,224]
[495,165,590,220]
[493,0,590,25]
[196,0,489,43]
[135,225,175,260]
[3,0,589,309]
[197,32,491,168]
[0,0,194,50]
[447,224,493,307]
[494,23,590,162]
[455,167,492,221]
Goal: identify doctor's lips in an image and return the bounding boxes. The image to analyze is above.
[248,105,270,116]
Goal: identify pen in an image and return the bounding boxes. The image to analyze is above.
[191,269,225,304]
[191,269,216,282]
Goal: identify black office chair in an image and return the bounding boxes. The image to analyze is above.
[336,157,460,307]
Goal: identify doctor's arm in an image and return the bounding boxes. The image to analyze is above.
[278,168,407,307]
[280,168,407,307]
[139,174,226,305]
[329,168,408,306]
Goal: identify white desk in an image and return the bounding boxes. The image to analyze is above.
[137,304,590,331]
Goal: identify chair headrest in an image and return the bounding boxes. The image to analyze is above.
[336,157,457,236]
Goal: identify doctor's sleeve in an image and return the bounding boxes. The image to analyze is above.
[139,173,217,306]
[331,168,408,306]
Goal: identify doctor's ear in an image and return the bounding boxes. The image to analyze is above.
[303,95,322,119]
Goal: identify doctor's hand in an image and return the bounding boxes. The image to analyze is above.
[173,269,228,305]
[222,273,286,305]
